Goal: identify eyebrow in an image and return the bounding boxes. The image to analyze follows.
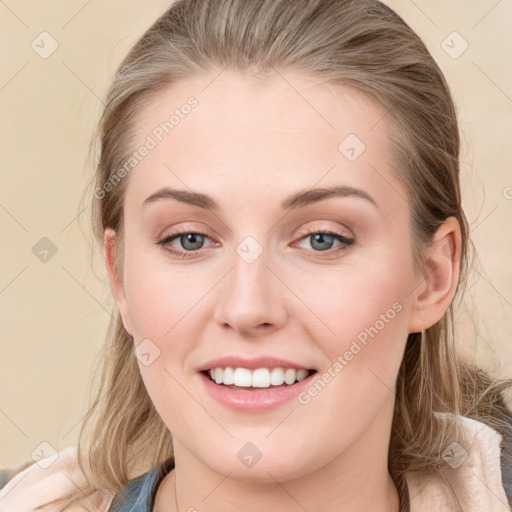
[142,184,378,211]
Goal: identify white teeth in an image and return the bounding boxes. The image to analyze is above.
[206,367,312,388]
[296,369,309,382]
[284,368,296,385]
[233,368,252,387]
[222,367,235,385]
[270,367,285,385]
[252,368,270,388]
[214,368,223,384]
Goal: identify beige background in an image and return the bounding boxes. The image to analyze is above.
[0,0,511,468]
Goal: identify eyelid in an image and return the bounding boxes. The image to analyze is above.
[154,226,216,248]
[155,221,213,238]
[297,223,353,239]
[156,222,353,243]
[291,225,355,251]
[155,221,356,262]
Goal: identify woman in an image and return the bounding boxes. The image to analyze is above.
[1,0,511,511]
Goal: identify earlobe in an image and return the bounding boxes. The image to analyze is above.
[104,227,134,337]
[408,216,461,334]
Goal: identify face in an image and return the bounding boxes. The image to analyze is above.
[107,70,425,482]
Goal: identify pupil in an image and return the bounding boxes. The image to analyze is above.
[183,233,203,250]
[312,233,332,251]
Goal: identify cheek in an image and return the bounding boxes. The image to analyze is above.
[121,250,209,392]
[294,277,409,444]
[294,252,413,403]
[297,254,411,346]
[126,270,193,424]
[122,245,200,338]
[136,360,194,443]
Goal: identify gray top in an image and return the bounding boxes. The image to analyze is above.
[108,457,175,511]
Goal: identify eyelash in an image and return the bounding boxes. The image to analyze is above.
[154,227,355,260]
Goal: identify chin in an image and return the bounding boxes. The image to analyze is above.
[199,446,320,484]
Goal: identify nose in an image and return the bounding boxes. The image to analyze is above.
[213,247,288,338]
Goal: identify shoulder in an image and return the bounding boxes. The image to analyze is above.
[0,446,109,512]
[407,413,512,511]
[498,410,512,506]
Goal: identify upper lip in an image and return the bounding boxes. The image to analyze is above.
[197,356,315,372]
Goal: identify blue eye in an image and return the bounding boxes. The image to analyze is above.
[155,228,355,259]
[157,231,213,259]
[298,229,355,253]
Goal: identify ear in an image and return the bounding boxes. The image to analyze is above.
[407,216,461,334]
[104,227,134,337]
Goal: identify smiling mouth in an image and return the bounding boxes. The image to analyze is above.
[200,368,318,390]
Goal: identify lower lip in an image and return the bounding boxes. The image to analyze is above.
[198,371,317,412]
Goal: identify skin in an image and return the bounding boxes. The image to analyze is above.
[104,69,461,512]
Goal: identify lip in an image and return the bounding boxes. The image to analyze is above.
[196,356,313,372]
[198,369,318,412]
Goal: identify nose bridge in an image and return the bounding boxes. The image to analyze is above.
[213,234,286,333]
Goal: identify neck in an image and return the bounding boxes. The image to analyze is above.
[154,403,400,512]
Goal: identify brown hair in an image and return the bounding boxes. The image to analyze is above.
[36,0,512,509]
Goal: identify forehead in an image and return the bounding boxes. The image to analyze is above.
[135,70,390,144]
[122,69,404,217]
